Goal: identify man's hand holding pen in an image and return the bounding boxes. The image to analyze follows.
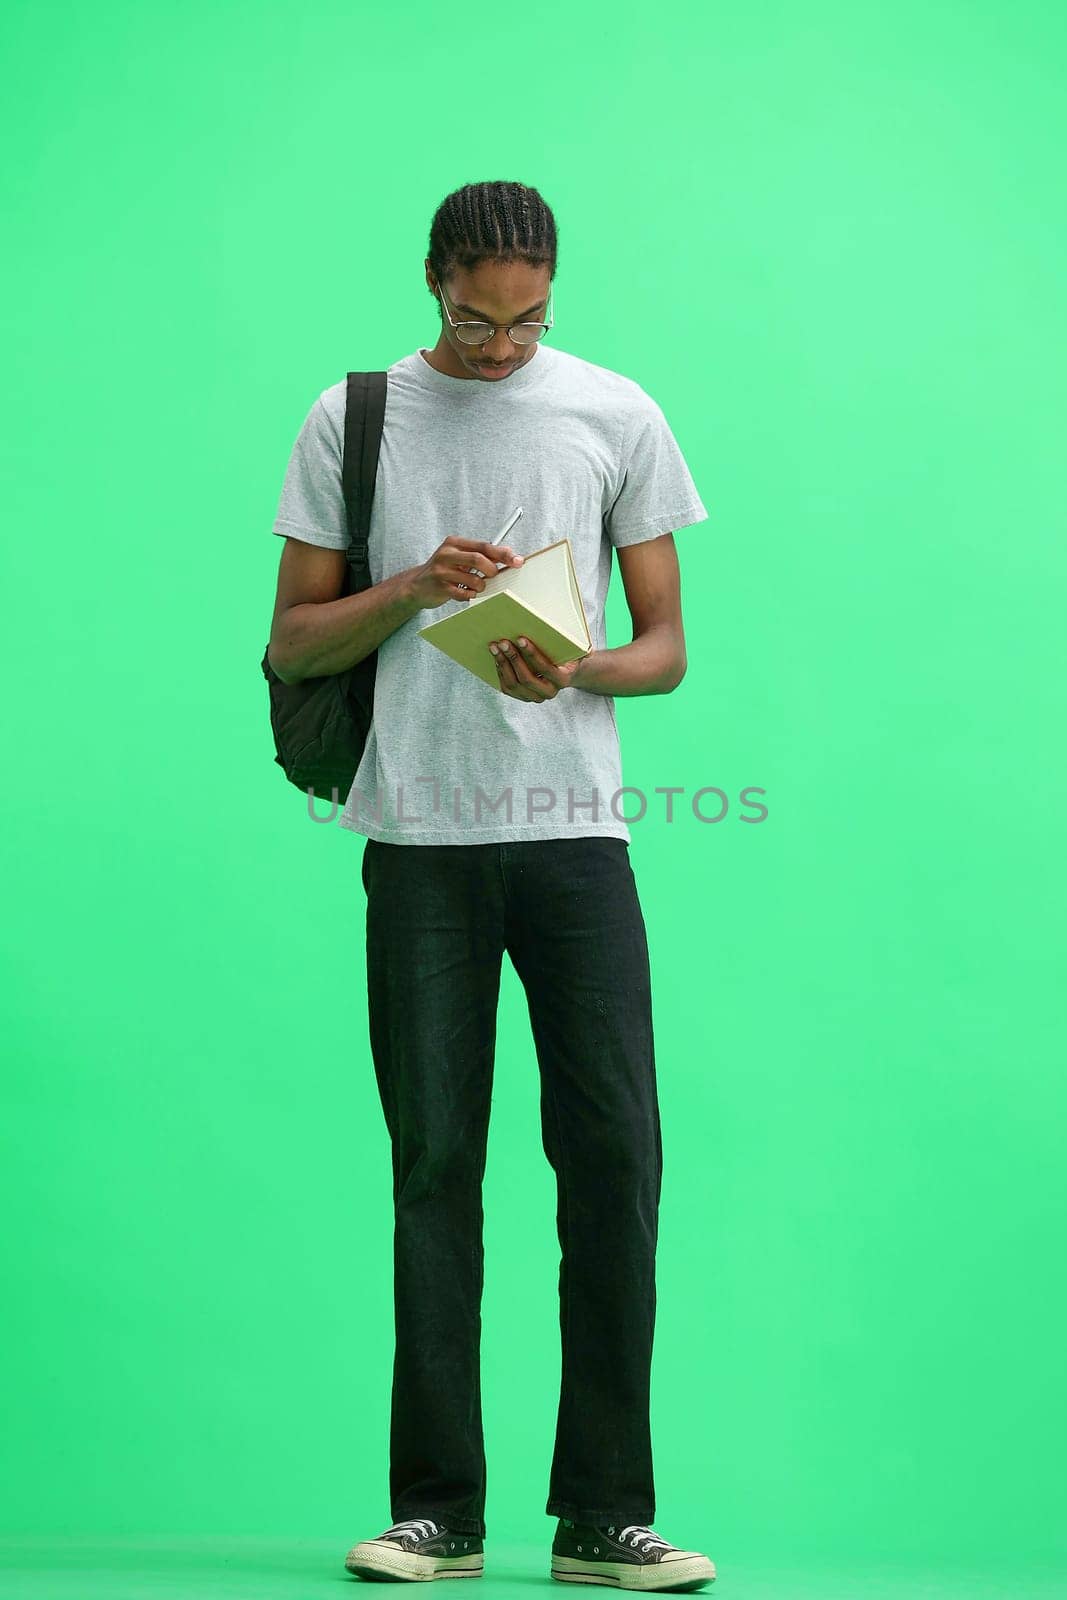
[408,537,524,609]
[411,505,526,608]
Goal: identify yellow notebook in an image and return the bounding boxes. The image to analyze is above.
[418,538,593,689]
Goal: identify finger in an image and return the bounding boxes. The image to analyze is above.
[452,539,518,554]
[456,557,512,592]
[451,562,491,587]
[511,637,559,691]
[490,642,520,688]
[493,643,537,699]
[497,639,528,678]
[499,640,553,699]
[451,540,522,564]
[513,636,558,681]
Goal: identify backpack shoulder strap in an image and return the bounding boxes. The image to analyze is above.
[342,371,387,590]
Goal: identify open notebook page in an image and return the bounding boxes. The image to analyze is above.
[467,540,589,648]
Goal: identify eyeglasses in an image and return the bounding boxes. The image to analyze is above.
[434,277,555,346]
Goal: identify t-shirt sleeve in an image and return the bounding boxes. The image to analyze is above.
[605,395,709,548]
[271,395,349,550]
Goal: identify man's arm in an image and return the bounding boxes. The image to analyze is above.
[571,532,687,696]
[267,537,424,684]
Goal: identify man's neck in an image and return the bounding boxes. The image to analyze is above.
[419,341,539,380]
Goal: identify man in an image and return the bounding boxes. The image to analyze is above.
[268,181,715,1590]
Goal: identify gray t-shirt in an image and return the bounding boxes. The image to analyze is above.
[271,342,709,845]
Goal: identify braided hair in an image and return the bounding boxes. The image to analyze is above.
[427,181,558,309]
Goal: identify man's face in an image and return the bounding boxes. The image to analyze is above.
[425,257,552,382]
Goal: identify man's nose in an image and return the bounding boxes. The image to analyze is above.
[482,331,515,359]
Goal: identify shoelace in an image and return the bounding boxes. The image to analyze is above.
[381,1518,441,1540]
[613,1524,673,1553]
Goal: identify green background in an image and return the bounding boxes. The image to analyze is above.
[3,0,1065,1595]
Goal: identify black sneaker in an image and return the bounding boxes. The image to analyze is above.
[344,1517,484,1581]
[550,1519,715,1591]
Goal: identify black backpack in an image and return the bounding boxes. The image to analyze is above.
[260,371,388,804]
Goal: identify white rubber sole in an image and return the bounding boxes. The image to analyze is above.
[345,1539,484,1581]
[551,1553,715,1590]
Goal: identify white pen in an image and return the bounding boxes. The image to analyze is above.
[459,505,524,588]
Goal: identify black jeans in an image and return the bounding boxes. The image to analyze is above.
[360,835,663,1538]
